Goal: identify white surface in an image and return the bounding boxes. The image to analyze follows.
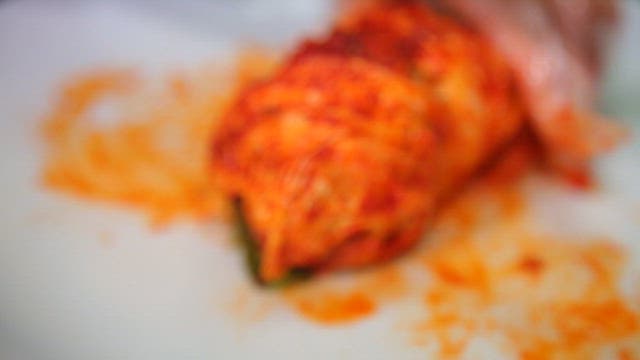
[0,1,638,359]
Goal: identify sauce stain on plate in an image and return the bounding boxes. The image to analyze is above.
[282,265,407,324]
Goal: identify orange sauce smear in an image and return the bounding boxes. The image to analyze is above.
[395,146,639,358]
[282,264,407,324]
[41,50,277,225]
[416,230,639,359]
[292,291,375,324]
[407,168,640,358]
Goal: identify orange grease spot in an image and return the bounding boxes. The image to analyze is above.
[427,242,489,298]
[285,265,406,324]
[293,291,375,324]
[517,254,545,277]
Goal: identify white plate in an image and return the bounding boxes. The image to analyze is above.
[0,1,639,359]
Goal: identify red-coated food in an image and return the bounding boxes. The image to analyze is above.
[212,1,524,282]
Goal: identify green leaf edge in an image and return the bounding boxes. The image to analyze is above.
[231,197,313,288]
